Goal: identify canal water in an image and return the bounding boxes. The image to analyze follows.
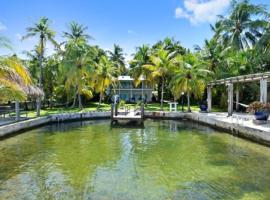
[0,119,270,199]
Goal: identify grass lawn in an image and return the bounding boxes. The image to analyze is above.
[25,102,225,118]
[144,103,224,112]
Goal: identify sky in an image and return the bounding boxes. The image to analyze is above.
[0,0,269,60]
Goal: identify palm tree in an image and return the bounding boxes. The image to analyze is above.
[0,56,31,101]
[154,37,186,56]
[22,17,58,116]
[95,55,118,107]
[216,0,268,50]
[0,35,12,50]
[143,49,177,110]
[129,44,151,86]
[0,56,43,119]
[195,38,222,72]
[61,21,95,109]
[63,21,93,42]
[108,44,126,74]
[170,53,212,112]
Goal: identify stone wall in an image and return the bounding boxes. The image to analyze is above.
[0,111,270,147]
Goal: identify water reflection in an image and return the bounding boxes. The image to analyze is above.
[0,119,270,199]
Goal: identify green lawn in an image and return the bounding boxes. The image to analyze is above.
[26,102,112,118]
[25,102,225,118]
[144,103,224,112]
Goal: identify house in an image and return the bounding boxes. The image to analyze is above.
[114,76,153,102]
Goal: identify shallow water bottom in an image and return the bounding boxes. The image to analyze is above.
[0,119,270,200]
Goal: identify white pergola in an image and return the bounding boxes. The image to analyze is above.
[207,72,270,116]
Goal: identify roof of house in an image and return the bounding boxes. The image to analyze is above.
[118,76,145,81]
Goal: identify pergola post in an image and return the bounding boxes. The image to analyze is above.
[260,78,267,103]
[235,86,239,112]
[207,85,212,112]
[227,83,233,117]
[15,101,20,121]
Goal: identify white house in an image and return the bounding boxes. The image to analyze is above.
[114,76,153,102]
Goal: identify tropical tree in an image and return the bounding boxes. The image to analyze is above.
[95,55,118,107]
[170,53,212,112]
[108,44,126,74]
[129,44,151,85]
[153,37,186,56]
[61,21,95,109]
[194,38,222,73]
[0,56,32,101]
[216,0,268,50]
[0,36,12,50]
[144,48,178,110]
[22,17,58,116]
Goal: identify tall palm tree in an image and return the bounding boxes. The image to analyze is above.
[129,44,151,86]
[154,37,186,56]
[62,21,95,109]
[195,38,222,73]
[22,17,58,116]
[170,53,212,112]
[216,0,268,50]
[108,44,126,74]
[63,21,93,42]
[143,49,177,110]
[95,55,118,107]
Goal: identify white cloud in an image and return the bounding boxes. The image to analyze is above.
[175,0,230,24]
[0,22,7,31]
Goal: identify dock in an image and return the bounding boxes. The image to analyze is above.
[111,104,144,125]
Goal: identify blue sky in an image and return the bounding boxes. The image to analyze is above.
[0,0,269,60]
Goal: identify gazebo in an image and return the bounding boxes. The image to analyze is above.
[207,72,269,116]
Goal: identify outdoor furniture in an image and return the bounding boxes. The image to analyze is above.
[0,106,12,118]
[168,102,178,112]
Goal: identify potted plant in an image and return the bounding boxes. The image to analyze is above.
[247,101,270,121]
[199,101,208,112]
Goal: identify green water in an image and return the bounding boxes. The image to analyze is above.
[0,120,270,200]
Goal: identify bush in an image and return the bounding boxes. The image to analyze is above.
[247,101,270,113]
[119,100,126,107]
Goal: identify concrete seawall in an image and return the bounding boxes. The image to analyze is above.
[1,111,270,146]
[146,111,270,146]
[0,112,110,138]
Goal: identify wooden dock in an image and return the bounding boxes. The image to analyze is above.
[111,104,144,125]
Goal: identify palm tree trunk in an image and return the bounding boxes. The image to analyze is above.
[98,79,105,108]
[187,91,191,112]
[161,77,164,111]
[78,93,83,110]
[99,92,102,107]
[36,37,44,117]
[71,94,76,108]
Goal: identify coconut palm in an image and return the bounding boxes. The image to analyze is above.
[195,38,223,73]
[22,17,58,116]
[0,56,31,101]
[0,56,43,121]
[153,37,186,56]
[143,49,177,110]
[95,55,118,107]
[63,21,93,42]
[61,21,95,109]
[129,44,151,86]
[216,0,268,50]
[108,44,126,74]
[170,53,212,112]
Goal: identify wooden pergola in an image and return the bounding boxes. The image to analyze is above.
[207,72,270,116]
